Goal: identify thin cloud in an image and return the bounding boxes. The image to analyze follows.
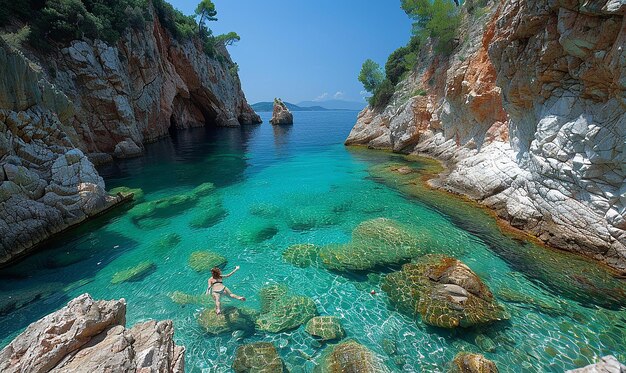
[314,92,329,101]
[333,91,345,99]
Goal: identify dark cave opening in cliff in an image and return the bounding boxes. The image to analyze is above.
[168,93,219,138]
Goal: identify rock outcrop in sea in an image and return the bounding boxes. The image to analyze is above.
[0,293,184,373]
[270,98,294,125]
[345,0,626,271]
[0,3,260,264]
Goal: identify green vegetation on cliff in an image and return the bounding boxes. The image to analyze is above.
[0,0,238,59]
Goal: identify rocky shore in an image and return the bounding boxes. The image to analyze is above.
[0,2,260,264]
[0,294,184,373]
[346,0,626,271]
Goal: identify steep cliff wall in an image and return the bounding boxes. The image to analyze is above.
[0,3,260,264]
[346,0,626,271]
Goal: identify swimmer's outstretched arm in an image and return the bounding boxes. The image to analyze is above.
[222,265,240,278]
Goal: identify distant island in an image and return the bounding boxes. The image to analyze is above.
[252,100,365,112]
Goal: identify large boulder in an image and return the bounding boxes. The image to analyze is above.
[566,355,626,373]
[0,293,184,373]
[314,340,390,373]
[197,306,257,336]
[269,98,293,125]
[282,243,321,268]
[382,254,507,328]
[255,284,317,333]
[305,316,345,341]
[232,342,285,373]
[187,251,227,272]
[450,353,499,373]
[319,218,423,272]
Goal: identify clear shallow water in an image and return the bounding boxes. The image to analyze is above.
[1,111,625,372]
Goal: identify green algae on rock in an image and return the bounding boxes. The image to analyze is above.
[191,182,216,197]
[237,219,279,244]
[188,251,227,272]
[169,291,214,307]
[450,352,499,373]
[285,206,340,231]
[129,193,199,228]
[108,186,145,202]
[256,284,318,333]
[249,203,281,218]
[314,340,390,373]
[382,254,507,328]
[370,161,626,309]
[198,306,258,336]
[305,316,345,341]
[157,233,181,251]
[232,342,285,373]
[189,204,227,229]
[282,243,321,268]
[319,218,424,272]
[111,261,156,284]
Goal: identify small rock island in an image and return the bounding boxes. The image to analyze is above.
[269,98,294,125]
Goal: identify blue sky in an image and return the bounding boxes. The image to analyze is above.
[169,0,413,104]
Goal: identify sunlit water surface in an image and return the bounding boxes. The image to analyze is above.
[1,111,625,372]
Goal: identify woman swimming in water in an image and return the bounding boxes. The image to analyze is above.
[206,266,246,315]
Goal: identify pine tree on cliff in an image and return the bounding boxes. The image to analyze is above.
[195,0,217,33]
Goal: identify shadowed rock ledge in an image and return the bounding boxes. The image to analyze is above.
[0,293,184,373]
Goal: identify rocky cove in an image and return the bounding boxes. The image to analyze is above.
[0,0,625,372]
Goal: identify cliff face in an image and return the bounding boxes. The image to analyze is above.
[0,4,260,264]
[346,0,626,271]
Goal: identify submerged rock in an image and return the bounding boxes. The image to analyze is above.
[232,342,285,372]
[249,203,281,218]
[237,220,279,243]
[111,261,156,284]
[269,98,293,125]
[109,186,144,202]
[0,293,184,373]
[197,306,257,336]
[320,218,423,272]
[282,243,321,268]
[191,182,216,197]
[566,355,626,373]
[188,251,227,272]
[189,203,227,229]
[382,254,507,328]
[285,207,339,231]
[169,291,214,307]
[256,284,317,333]
[314,340,390,373]
[129,193,198,227]
[305,316,345,341]
[158,233,182,251]
[450,352,499,373]
[0,283,63,316]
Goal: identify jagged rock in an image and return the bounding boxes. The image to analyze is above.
[382,254,507,328]
[450,352,499,373]
[113,138,142,159]
[305,316,345,341]
[566,355,626,373]
[314,340,390,373]
[319,218,423,272]
[232,342,285,373]
[256,285,317,333]
[111,261,156,284]
[197,306,257,336]
[0,293,184,373]
[282,243,321,267]
[269,98,293,125]
[187,251,227,272]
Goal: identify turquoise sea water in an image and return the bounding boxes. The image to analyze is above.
[1,111,625,372]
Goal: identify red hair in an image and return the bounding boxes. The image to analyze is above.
[211,267,222,279]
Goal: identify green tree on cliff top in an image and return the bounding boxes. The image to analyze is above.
[195,0,217,33]
[358,59,384,93]
[401,0,460,54]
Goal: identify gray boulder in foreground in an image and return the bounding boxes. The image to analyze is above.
[566,356,626,373]
[0,293,184,373]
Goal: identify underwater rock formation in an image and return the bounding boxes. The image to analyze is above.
[256,284,318,333]
[111,261,156,284]
[232,342,285,373]
[314,340,390,373]
[169,291,214,307]
[566,355,626,373]
[305,316,345,341]
[345,0,626,271]
[197,306,258,336]
[282,243,321,267]
[320,218,423,272]
[187,251,227,272]
[0,293,184,373]
[269,98,294,125]
[382,254,507,328]
[450,352,499,373]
